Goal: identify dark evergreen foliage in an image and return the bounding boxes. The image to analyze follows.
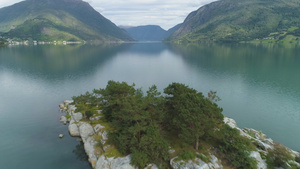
[72,81,260,168]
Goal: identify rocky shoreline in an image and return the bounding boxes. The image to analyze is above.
[59,100,300,169]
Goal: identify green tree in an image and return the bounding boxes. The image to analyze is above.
[93,80,136,122]
[72,91,96,119]
[131,124,169,168]
[217,125,257,169]
[164,83,223,150]
[96,81,169,168]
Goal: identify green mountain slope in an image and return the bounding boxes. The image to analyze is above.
[169,0,300,43]
[0,0,133,41]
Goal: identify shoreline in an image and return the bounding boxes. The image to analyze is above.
[59,100,300,169]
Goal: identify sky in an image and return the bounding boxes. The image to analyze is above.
[0,0,217,30]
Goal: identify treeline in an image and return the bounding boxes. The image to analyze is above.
[72,81,257,169]
[0,38,6,45]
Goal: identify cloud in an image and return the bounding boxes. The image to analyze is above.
[0,0,23,8]
[0,0,218,30]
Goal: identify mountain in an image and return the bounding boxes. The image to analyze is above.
[0,0,133,41]
[169,0,300,43]
[165,24,182,38]
[124,24,181,41]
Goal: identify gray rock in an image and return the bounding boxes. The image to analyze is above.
[84,137,98,168]
[96,110,102,114]
[94,124,105,133]
[244,128,267,140]
[89,116,101,121]
[64,100,73,106]
[59,134,64,138]
[291,150,300,158]
[250,151,267,169]
[257,140,274,150]
[72,112,83,122]
[68,119,80,137]
[100,131,108,144]
[169,149,176,154]
[224,117,237,128]
[60,116,67,125]
[78,122,95,143]
[263,138,274,146]
[144,164,159,169]
[67,105,76,114]
[170,154,222,169]
[59,104,65,109]
[209,155,223,169]
[95,155,135,169]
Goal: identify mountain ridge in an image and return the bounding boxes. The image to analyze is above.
[124,24,182,41]
[169,0,300,43]
[0,0,133,41]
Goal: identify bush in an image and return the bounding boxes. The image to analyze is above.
[65,114,71,120]
[218,125,257,169]
[86,110,94,119]
[267,143,294,168]
[175,151,196,162]
[296,155,300,163]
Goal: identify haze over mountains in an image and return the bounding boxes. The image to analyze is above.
[122,24,181,41]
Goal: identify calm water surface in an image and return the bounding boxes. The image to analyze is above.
[0,43,299,168]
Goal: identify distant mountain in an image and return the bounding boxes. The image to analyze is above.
[0,0,133,41]
[165,24,182,38]
[169,0,300,43]
[124,24,181,41]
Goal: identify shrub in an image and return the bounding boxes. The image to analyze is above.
[175,151,196,162]
[267,143,294,168]
[65,114,71,120]
[218,125,257,169]
[295,155,300,163]
[86,110,94,119]
[197,154,210,163]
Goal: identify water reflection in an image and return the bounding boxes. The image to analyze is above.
[0,43,132,80]
[73,142,89,162]
[168,43,300,95]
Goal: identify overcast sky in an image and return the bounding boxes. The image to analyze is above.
[0,0,217,30]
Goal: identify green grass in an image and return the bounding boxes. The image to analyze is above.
[65,114,71,120]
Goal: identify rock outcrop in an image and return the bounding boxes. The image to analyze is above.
[59,101,300,169]
[170,154,222,169]
[60,100,138,169]
[224,117,300,169]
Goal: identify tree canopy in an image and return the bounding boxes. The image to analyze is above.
[71,81,257,169]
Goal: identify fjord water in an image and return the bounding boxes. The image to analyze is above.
[0,43,299,168]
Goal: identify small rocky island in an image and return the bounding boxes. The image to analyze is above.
[59,81,300,169]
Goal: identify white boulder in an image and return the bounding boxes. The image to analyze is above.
[95,155,135,169]
[94,124,105,133]
[64,100,73,106]
[72,112,83,122]
[60,116,67,124]
[144,164,159,169]
[68,119,80,137]
[250,151,267,169]
[170,154,222,169]
[223,117,237,128]
[84,137,98,168]
[78,122,95,143]
[59,104,65,109]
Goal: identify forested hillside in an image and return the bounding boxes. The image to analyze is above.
[169,0,300,43]
[0,0,132,41]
